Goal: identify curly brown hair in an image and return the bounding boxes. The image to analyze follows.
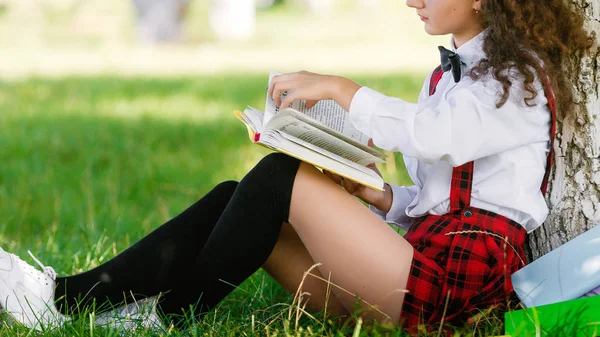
[468,0,595,115]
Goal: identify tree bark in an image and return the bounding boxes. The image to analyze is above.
[528,0,600,260]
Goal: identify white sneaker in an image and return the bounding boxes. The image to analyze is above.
[94,296,166,332]
[0,247,69,330]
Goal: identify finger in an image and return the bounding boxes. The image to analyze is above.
[339,176,348,191]
[267,76,282,100]
[272,81,297,107]
[305,100,319,109]
[267,81,275,100]
[280,90,303,109]
[268,73,298,102]
[366,163,383,178]
[325,171,343,186]
[323,170,343,185]
[341,178,359,195]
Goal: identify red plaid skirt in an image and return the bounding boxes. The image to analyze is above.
[399,206,527,329]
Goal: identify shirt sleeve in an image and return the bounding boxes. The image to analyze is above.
[369,184,419,231]
[348,78,551,167]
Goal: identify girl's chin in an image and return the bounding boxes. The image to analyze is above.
[423,25,447,36]
[423,24,435,35]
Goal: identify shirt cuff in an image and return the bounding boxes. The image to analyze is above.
[349,86,388,137]
[369,184,418,231]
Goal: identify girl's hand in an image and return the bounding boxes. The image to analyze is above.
[323,163,393,212]
[268,71,361,111]
[324,140,393,211]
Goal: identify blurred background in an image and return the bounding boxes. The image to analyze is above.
[0,0,447,77]
[0,2,451,333]
[0,0,447,294]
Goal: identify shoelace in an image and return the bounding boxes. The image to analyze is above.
[27,251,57,281]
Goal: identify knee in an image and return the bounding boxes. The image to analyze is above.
[213,180,239,197]
[203,181,238,207]
[240,153,300,191]
[255,153,300,174]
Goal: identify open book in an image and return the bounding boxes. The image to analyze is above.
[234,73,386,191]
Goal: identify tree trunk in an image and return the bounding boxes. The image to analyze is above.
[528,0,600,260]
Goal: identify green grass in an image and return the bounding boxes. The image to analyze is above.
[0,73,506,336]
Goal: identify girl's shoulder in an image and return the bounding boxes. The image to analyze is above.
[465,62,549,109]
[467,50,550,108]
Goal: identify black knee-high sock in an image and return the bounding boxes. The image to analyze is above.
[157,153,301,317]
[54,181,239,315]
[54,153,300,320]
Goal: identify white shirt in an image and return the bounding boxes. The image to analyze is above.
[348,31,552,233]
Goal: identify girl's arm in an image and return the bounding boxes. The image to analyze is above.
[268,71,550,167]
[349,79,552,166]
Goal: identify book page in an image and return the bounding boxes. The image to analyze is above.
[241,106,264,132]
[265,72,369,145]
[264,112,382,165]
[279,108,385,159]
[293,100,369,144]
[264,76,278,124]
[274,131,380,177]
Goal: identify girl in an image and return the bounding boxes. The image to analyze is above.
[0,0,592,333]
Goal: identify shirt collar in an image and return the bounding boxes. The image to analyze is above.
[450,29,487,68]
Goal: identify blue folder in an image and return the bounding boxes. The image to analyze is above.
[511,225,600,308]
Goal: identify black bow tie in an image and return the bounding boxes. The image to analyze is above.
[438,46,464,83]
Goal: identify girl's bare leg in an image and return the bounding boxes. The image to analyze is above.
[288,163,415,324]
[262,223,350,319]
